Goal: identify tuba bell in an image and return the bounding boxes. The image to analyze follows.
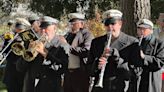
[23,34,47,62]
[11,41,25,56]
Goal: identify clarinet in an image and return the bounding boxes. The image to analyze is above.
[95,31,112,88]
[138,35,143,46]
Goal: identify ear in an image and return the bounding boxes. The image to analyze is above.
[150,29,153,34]
[119,20,122,26]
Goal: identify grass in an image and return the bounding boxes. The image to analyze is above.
[0,81,6,92]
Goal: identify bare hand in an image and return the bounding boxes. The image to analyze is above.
[98,57,107,69]
[35,41,45,54]
[102,47,111,58]
[59,36,67,44]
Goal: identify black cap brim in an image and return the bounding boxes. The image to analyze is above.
[15,23,26,30]
[69,18,85,22]
[40,22,55,29]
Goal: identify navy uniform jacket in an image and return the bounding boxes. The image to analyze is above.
[89,32,138,92]
[2,34,25,92]
[127,35,164,92]
[64,28,94,72]
[16,42,68,92]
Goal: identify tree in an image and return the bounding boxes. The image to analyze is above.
[120,0,151,36]
[29,0,120,19]
[151,0,164,21]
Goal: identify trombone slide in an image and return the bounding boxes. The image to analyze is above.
[0,33,19,55]
[0,49,12,65]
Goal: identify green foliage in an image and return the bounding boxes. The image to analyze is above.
[151,0,164,20]
[30,0,77,18]
[0,0,163,20]
[0,0,23,18]
[29,0,120,19]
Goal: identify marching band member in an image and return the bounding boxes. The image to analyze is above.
[16,16,68,92]
[0,20,14,51]
[28,15,41,38]
[89,9,138,92]
[2,18,30,92]
[128,19,164,92]
[59,13,94,92]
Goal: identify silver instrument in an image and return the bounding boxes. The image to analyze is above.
[138,35,143,46]
[0,33,19,65]
[95,31,112,88]
[89,77,95,92]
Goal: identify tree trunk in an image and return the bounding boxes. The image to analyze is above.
[120,0,151,36]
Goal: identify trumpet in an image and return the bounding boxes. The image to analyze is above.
[95,31,112,88]
[23,34,48,62]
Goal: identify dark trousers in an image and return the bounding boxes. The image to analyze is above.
[92,77,125,92]
[64,69,90,92]
[35,76,62,92]
[162,80,164,92]
[5,79,23,92]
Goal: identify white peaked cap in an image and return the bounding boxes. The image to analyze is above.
[68,13,85,20]
[103,9,123,19]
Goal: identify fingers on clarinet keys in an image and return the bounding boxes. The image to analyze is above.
[98,57,107,69]
[102,47,113,57]
[59,36,67,44]
[102,47,110,57]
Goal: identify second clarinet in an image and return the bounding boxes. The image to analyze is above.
[95,31,112,88]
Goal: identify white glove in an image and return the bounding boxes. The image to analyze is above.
[0,54,4,60]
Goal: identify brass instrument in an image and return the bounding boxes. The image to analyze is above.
[23,34,47,62]
[0,18,34,64]
[11,27,39,56]
[11,41,25,56]
[0,33,19,65]
[95,31,112,88]
[4,32,14,39]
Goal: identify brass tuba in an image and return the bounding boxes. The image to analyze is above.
[11,41,25,56]
[23,34,48,62]
[11,18,31,56]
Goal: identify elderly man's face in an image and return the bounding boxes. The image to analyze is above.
[137,27,153,38]
[15,28,24,33]
[104,19,122,38]
[32,20,41,33]
[70,20,84,32]
[41,24,57,41]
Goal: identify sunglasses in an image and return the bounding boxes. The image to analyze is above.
[104,18,117,26]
